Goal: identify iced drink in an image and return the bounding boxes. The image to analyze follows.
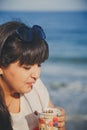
[38,108,61,130]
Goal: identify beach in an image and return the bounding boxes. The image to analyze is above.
[0,11,87,130]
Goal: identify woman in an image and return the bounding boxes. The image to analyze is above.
[0,21,66,130]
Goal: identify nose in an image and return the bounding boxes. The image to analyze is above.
[31,64,40,80]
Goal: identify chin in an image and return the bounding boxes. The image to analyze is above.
[23,87,33,93]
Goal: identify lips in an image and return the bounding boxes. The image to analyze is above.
[26,81,35,87]
[25,81,35,92]
[26,82,33,86]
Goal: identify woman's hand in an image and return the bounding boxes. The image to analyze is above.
[57,106,66,129]
[48,101,66,130]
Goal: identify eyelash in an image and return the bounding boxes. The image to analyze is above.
[23,64,41,70]
[23,66,31,70]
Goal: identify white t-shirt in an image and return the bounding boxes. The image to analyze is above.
[11,79,49,130]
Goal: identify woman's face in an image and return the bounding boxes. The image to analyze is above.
[0,61,41,94]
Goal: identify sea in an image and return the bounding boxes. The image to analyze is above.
[0,11,87,130]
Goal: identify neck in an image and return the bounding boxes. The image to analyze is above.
[5,93,20,113]
[0,77,20,113]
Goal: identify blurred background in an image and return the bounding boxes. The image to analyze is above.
[0,0,87,130]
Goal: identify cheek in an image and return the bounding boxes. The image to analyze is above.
[3,70,29,92]
[11,71,29,82]
[3,69,28,85]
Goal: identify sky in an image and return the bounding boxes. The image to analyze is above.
[0,0,87,11]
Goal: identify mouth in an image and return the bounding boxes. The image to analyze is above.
[26,82,35,87]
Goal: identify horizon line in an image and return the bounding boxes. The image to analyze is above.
[0,9,87,12]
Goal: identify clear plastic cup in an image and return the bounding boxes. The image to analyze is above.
[38,108,61,130]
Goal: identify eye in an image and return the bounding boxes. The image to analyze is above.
[23,65,31,70]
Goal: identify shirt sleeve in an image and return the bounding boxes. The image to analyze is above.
[34,78,50,109]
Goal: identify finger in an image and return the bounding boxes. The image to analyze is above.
[57,107,66,116]
[57,107,66,122]
[58,116,65,122]
[58,126,66,130]
[58,121,65,128]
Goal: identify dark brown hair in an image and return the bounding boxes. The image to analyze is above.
[0,21,49,67]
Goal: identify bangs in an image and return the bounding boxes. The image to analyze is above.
[19,40,49,65]
[0,33,49,67]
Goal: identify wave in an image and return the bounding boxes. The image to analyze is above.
[48,56,87,64]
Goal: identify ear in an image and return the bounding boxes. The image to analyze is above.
[0,68,3,75]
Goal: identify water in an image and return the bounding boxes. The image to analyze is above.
[0,11,87,130]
